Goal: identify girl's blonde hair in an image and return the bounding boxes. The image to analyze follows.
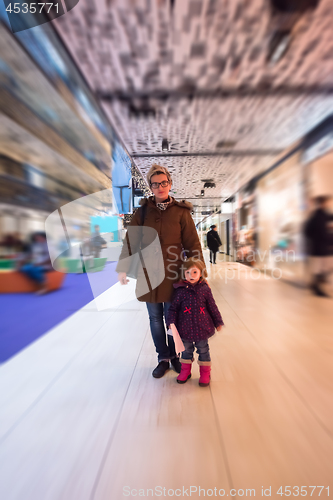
[146,164,172,186]
[180,257,207,280]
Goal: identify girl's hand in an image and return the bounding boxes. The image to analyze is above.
[216,325,223,332]
[118,272,129,285]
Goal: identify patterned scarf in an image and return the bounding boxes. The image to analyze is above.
[156,196,172,211]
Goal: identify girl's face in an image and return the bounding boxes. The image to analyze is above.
[185,265,201,284]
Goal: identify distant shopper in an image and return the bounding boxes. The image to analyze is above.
[91,225,107,258]
[304,196,333,297]
[80,228,94,271]
[18,232,52,294]
[207,225,222,264]
[167,258,224,387]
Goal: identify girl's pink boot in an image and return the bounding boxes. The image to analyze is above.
[199,365,211,387]
[177,361,192,384]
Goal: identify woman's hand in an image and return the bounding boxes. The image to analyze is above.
[118,272,129,285]
[216,325,223,332]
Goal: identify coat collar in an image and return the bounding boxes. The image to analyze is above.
[140,196,193,211]
[173,278,206,289]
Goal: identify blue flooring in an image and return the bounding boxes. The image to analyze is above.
[0,262,118,363]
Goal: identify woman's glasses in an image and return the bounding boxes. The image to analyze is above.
[150,181,170,189]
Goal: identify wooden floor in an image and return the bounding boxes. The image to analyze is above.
[1,255,333,500]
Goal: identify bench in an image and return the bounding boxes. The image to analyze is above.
[0,259,16,270]
[0,270,65,293]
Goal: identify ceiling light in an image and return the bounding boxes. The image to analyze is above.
[162,139,169,151]
[216,141,237,149]
[267,30,291,64]
[267,1,321,66]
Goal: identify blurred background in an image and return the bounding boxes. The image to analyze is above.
[1,1,333,498]
[1,0,333,361]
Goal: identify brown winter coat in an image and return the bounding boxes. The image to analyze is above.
[116,196,205,303]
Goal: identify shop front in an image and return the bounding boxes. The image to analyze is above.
[256,152,306,285]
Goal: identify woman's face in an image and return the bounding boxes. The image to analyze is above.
[185,265,201,284]
[150,173,171,203]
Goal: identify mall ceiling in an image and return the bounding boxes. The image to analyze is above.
[54,0,333,206]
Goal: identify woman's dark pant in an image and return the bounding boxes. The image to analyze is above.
[210,250,217,263]
[146,302,176,362]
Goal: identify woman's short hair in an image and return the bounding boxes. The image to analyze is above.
[180,257,207,280]
[146,164,172,186]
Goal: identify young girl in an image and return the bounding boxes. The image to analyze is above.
[167,258,224,386]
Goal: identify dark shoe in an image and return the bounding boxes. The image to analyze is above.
[152,361,169,378]
[170,357,182,373]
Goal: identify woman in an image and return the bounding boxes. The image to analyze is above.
[117,164,205,378]
[207,225,222,264]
